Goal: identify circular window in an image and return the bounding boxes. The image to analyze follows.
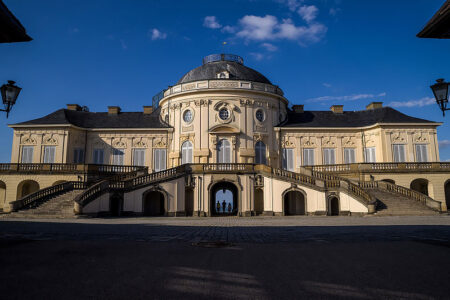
[219,108,230,120]
[183,110,193,123]
[256,109,265,122]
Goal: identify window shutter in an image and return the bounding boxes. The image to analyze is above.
[154,149,160,171]
[287,149,294,171]
[160,149,166,170]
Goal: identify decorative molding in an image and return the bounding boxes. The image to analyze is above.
[413,131,428,143]
[342,136,356,147]
[112,138,127,148]
[153,138,167,148]
[21,134,37,145]
[301,136,316,147]
[321,136,336,147]
[282,136,295,148]
[391,131,406,143]
[182,125,194,132]
[133,137,147,148]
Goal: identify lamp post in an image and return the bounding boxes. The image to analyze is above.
[0,80,21,118]
[430,78,450,116]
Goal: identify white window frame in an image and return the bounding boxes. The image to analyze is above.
[415,144,428,162]
[43,146,56,163]
[217,139,231,163]
[21,146,34,163]
[323,148,336,165]
[181,141,193,164]
[303,148,315,166]
[133,149,146,166]
[153,148,167,172]
[255,141,267,165]
[93,148,104,164]
[392,144,406,162]
[364,147,376,163]
[73,148,84,164]
[282,148,294,171]
[112,148,125,165]
[344,148,356,164]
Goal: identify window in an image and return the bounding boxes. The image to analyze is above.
[183,110,193,123]
[344,148,356,164]
[153,149,166,172]
[415,144,428,162]
[255,141,267,164]
[364,147,376,163]
[43,146,56,163]
[323,148,336,165]
[303,148,314,166]
[217,139,231,163]
[392,144,406,162]
[255,109,265,122]
[181,141,193,164]
[73,148,84,164]
[93,148,104,164]
[219,108,229,120]
[21,146,34,163]
[133,149,145,166]
[282,148,294,171]
[112,148,124,165]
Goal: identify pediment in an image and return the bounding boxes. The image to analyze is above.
[209,124,240,134]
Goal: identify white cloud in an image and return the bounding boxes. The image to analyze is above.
[307,92,386,103]
[322,83,332,88]
[250,52,265,61]
[119,39,127,50]
[276,0,304,12]
[298,5,318,23]
[388,97,435,108]
[235,15,326,44]
[149,28,167,40]
[203,16,222,29]
[222,25,236,33]
[439,140,450,149]
[261,42,278,52]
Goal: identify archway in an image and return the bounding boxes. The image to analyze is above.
[52,180,67,186]
[328,196,339,216]
[110,193,123,217]
[143,190,165,216]
[283,190,306,216]
[410,178,429,196]
[254,188,264,215]
[185,188,194,216]
[445,180,450,211]
[210,181,238,216]
[17,180,40,199]
[0,181,6,210]
[381,179,395,185]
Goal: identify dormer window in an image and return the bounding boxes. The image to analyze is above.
[217,71,229,79]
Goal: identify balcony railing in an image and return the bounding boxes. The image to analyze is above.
[309,162,450,173]
[0,163,147,174]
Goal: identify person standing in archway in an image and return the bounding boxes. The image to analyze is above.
[222,200,226,214]
[216,201,221,214]
[227,203,232,213]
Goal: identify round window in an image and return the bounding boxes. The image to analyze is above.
[183,110,193,123]
[219,108,229,120]
[256,109,264,122]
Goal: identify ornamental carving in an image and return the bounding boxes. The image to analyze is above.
[153,138,167,148]
[413,132,428,143]
[210,136,217,145]
[282,136,295,148]
[21,134,37,145]
[321,136,336,147]
[254,125,267,132]
[194,99,210,107]
[239,99,254,106]
[254,133,264,142]
[42,134,58,145]
[391,131,406,143]
[112,138,127,148]
[342,136,356,147]
[209,81,239,88]
[301,136,316,147]
[180,134,194,143]
[133,137,147,148]
[182,83,196,91]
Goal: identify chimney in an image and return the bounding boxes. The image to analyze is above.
[330,105,344,114]
[143,106,153,114]
[108,106,121,115]
[292,105,304,113]
[366,102,383,110]
[66,104,82,111]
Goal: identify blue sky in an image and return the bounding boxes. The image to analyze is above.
[1,0,449,162]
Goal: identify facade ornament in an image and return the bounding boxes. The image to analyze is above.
[282,136,295,148]
[391,131,406,143]
[322,136,336,147]
[133,137,147,148]
[255,175,264,187]
[254,133,264,142]
[342,136,355,147]
[210,135,217,145]
[413,131,428,143]
[112,138,127,148]
[21,134,37,145]
[231,136,237,145]
[153,138,167,148]
[301,136,316,147]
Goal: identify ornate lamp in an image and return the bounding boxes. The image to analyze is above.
[0,80,21,118]
[430,78,450,116]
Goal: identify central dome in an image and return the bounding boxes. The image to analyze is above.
[176,54,272,85]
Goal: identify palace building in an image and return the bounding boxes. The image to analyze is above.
[1,54,449,217]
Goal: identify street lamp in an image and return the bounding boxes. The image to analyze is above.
[430,78,450,116]
[0,80,21,118]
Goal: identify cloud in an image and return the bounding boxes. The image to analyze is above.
[276,0,304,12]
[261,42,278,51]
[222,25,236,33]
[322,83,332,88]
[250,52,265,61]
[119,39,127,50]
[307,92,386,103]
[439,140,450,150]
[298,5,318,23]
[388,97,435,108]
[149,28,167,40]
[329,8,341,16]
[235,15,326,44]
[203,16,222,29]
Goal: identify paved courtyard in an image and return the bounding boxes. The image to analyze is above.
[1,216,449,299]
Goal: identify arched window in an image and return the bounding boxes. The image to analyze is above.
[181,141,193,164]
[217,139,231,163]
[255,141,267,164]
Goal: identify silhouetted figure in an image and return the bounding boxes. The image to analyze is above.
[227,203,232,213]
[222,200,226,213]
[216,201,221,214]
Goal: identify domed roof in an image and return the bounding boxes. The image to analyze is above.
[176,54,272,85]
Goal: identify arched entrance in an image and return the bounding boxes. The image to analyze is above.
[283,190,306,216]
[143,190,165,216]
[17,180,40,199]
[381,179,395,185]
[110,193,123,217]
[445,180,450,211]
[185,188,194,216]
[410,178,429,196]
[210,181,238,216]
[328,196,339,216]
[254,188,264,215]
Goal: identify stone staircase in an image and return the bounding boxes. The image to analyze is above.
[3,190,83,219]
[365,189,440,216]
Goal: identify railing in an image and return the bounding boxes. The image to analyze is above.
[359,180,442,211]
[271,168,317,186]
[0,163,147,174]
[202,163,252,173]
[10,181,87,211]
[309,162,450,173]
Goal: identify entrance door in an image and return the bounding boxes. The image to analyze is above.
[211,181,238,216]
[143,191,165,216]
[254,188,264,215]
[328,197,339,216]
[185,188,194,216]
[284,191,306,215]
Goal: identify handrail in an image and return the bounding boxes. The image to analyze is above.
[0,163,147,174]
[358,180,442,211]
[309,162,450,173]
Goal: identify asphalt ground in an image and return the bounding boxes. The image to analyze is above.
[1,216,449,299]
